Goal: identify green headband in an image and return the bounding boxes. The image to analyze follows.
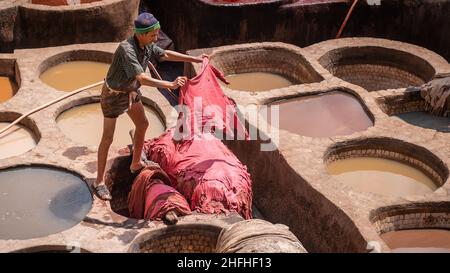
[135,22,161,34]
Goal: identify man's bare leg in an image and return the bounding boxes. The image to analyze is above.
[94,117,116,200]
[127,101,149,172]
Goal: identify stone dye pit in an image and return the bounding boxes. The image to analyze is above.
[56,102,165,148]
[371,203,450,253]
[325,138,448,198]
[318,46,435,91]
[0,122,37,160]
[393,112,450,133]
[0,166,92,240]
[0,77,16,103]
[327,157,437,197]
[381,229,450,253]
[266,90,373,138]
[40,61,109,92]
[188,42,324,95]
[223,72,293,92]
[374,83,450,133]
[0,59,20,103]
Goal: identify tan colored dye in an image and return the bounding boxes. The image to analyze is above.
[268,92,373,137]
[0,166,92,240]
[0,77,15,103]
[328,157,437,197]
[223,72,293,92]
[56,103,165,147]
[381,229,450,253]
[0,122,37,160]
[40,61,109,92]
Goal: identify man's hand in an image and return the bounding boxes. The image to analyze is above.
[170,76,187,89]
[194,54,209,63]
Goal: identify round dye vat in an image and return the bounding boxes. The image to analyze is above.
[328,157,437,197]
[381,229,450,253]
[57,103,165,147]
[223,72,293,92]
[393,112,450,133]
[267,91,373,137]
[0,76,16,104]
[0,122,37,160]
[40,61,109,92]
[0,166,92,240]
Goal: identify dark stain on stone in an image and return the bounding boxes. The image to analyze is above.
[85,161,97,174]
[63,146,89,160]
[117,230,140,244]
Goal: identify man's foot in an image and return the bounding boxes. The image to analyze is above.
[92,183,112,201]
[163,210,178,225]
[130,161,147,174]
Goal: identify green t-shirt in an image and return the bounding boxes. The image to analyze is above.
[106,36,166,91]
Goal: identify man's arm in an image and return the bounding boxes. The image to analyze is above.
[160,50,204,63]
[136,73,186,89]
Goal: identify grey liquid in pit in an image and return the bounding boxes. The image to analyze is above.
[223,72,293,92]
[57,103,165,147]
[40,61,110,92]
[0,166,92,240]
[381,229,450,253]
[393,111,450,133]
[328,157,437,197]
[267,91,373,137]
[0,122,37,160]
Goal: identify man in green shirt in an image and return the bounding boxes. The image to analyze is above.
[94,13,205,200]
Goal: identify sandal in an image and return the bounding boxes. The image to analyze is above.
[92,184,112,201]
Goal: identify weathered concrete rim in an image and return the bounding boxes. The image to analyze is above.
[324,137,449,190]
[127,222,224,253]
[369,201,450,235]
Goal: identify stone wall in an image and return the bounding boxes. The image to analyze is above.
[0,0,139,52]
[144,0,450,62]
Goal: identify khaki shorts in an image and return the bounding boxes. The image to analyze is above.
[100,84,142,118]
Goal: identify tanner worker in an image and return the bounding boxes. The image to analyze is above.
[93,12,206,200]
